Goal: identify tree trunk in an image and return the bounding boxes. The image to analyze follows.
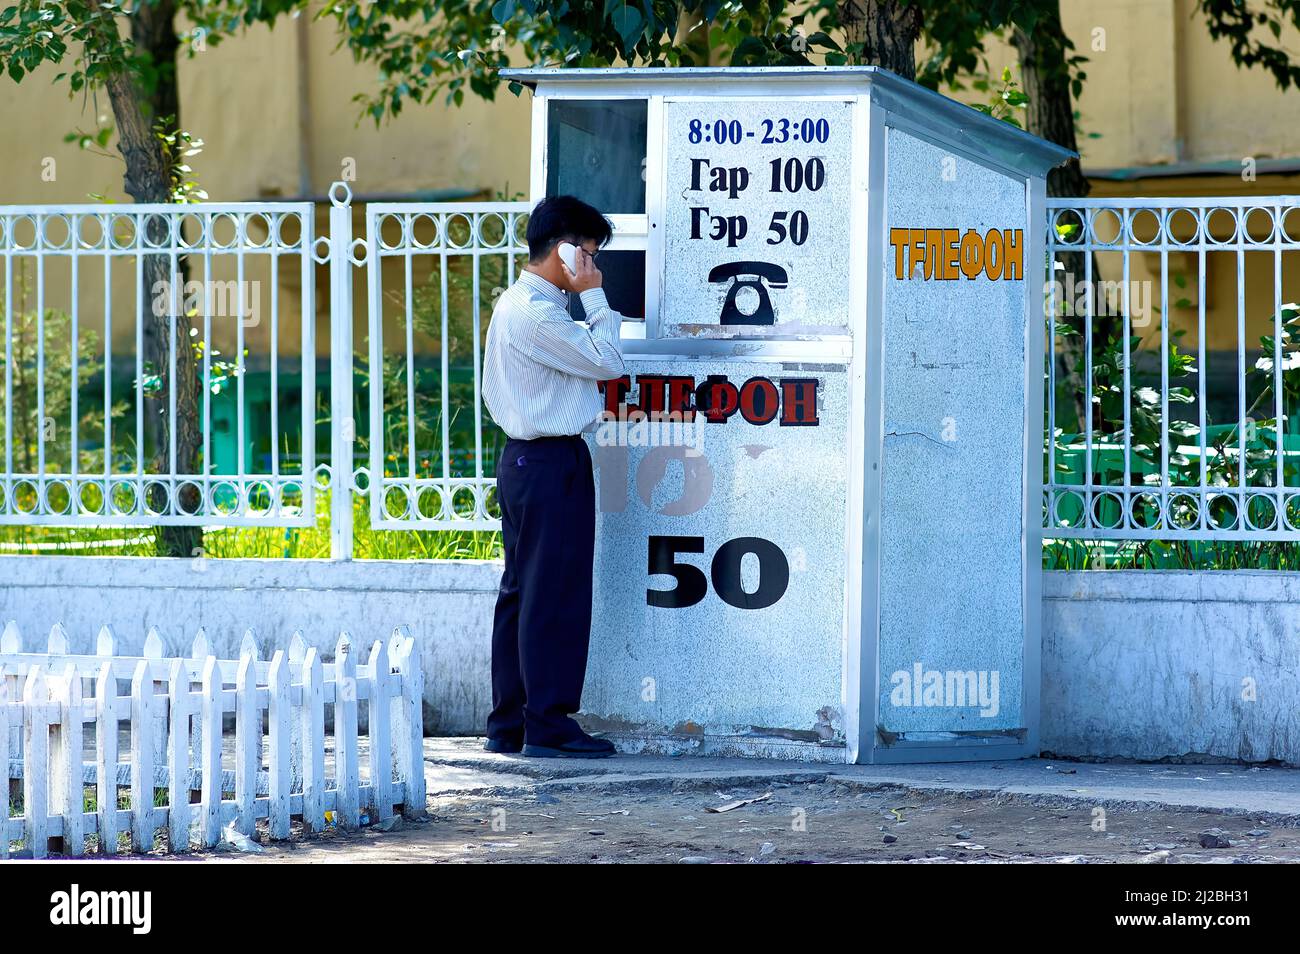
[89,0,202,557]
[132,1,182,126]
[839,0,922,79]
[1011,2,1087,199]
[1014,3,1115,462]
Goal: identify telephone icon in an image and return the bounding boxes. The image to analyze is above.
[707,261,788,325]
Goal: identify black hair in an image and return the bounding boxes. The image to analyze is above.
[526,195,613,262]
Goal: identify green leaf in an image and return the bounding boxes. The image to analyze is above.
[806,31,841,52]
[609,4,644,53]
[491,0,515,25]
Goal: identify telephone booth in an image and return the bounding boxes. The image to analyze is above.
[501,66,1072,763]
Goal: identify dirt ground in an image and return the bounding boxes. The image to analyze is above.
[195,774,1300,864]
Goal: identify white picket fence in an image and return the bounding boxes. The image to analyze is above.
[0,621,425,858]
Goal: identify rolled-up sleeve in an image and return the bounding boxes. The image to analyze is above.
[528,291,625,380]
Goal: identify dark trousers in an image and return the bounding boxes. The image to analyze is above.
[487,434,596,747]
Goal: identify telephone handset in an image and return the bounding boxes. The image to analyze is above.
[558,242,580,276]
[706,261,789,325]
[559,242,588,323]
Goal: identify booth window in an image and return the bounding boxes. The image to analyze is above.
[568,249,645,321]
[546,99,648,214]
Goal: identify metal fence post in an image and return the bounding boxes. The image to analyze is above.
[329,182,355,560]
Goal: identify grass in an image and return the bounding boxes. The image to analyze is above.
[1044,537,1300,570]
[7,787,167,855]
[0,490,501,561]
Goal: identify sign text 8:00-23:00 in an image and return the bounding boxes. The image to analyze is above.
[687,117,831,145]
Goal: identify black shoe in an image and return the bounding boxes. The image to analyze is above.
[483,736,523,754]
[523,733,616,759]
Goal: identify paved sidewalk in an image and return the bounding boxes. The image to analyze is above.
[424,737,1300,822]
[193,739,1300,863]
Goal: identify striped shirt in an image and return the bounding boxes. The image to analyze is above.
[482,269,626,440]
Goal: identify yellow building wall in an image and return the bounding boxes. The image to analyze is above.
[944,1,1300,356]
[0,13,531,359]
[948,0,1300,169]
[0,14,531,205]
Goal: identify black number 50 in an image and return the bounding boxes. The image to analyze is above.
[647,535,790,610]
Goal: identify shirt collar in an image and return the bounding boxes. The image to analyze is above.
[518,269,569,310]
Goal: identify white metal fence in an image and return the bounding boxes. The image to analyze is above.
[1044,196,1300,540]
[0,184,521,553]
[1,620,425,858]
[4,187,1300,549]
[365,202,527,531]
[0,200,322,527]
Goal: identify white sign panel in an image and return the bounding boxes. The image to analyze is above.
[661,98,854,338]
[581,360,849,738]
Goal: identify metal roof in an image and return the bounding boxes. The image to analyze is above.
[500,66,1076,178]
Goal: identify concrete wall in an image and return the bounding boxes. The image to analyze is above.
[4,557,1300,766]
[1041,570,1300,765]
[0,556,500,735]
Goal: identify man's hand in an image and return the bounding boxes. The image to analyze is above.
[564,246,603,293]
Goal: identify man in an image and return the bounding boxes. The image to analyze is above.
[480,195,627,758]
